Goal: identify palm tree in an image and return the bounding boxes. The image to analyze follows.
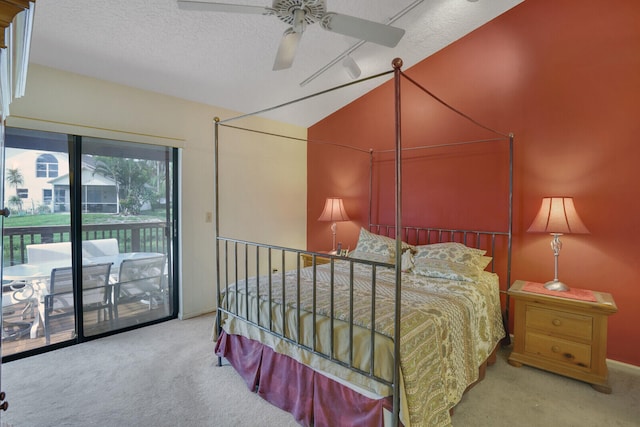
[6,167,25,213]
[8,195,23,214]
[6,167,24,196]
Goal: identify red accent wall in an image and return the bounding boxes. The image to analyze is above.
[307,0,640,366]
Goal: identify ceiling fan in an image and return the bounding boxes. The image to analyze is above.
[177,0,405,70]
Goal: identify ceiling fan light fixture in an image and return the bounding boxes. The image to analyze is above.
[273,28,302,70]
[292,8,306,33]
[343,55,361,79]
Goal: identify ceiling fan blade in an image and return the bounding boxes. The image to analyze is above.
[177,1,271,15]
[273,28,302,71]
[322,13,405,48]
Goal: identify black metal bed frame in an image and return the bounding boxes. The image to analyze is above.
[216,237,398,390]
[213,58,514,426]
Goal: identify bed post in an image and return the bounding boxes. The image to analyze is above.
[214,117,222,367]
[392,57,403,427]
[368,148,373,229]
[504,132,514,342]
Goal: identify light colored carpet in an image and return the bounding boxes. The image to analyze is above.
[1,314,638,426]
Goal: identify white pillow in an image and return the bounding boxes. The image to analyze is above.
[349,228,413,264]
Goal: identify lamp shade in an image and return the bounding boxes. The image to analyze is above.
[318,197,350,222]
[527,197,589,234]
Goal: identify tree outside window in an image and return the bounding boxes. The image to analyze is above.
[6,167,25,214]
[93,157,158,215]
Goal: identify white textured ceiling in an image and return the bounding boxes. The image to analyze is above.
[29,0,523,127]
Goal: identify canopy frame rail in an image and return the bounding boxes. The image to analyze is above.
[213,58,515,427]
[216,69,394,126]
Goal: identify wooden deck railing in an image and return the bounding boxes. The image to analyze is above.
[3,222,169,266]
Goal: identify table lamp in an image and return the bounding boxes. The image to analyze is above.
[527,197,589,291]
[318,197,350,254]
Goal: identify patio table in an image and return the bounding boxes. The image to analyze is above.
[2,252,165,339]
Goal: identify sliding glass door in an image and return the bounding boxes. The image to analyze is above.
[1,128,178,359]
[80,137,176,336]
[2,129,72,352]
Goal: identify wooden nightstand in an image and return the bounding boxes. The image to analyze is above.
[508,280,617,393]
[301,252,331,268]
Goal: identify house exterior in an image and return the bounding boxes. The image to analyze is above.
[49,164,119,213]
[4,148,118,214]
[4,148,69,214]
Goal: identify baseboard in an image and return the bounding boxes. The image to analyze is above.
[607,358,640,373]
[179,309,216,320]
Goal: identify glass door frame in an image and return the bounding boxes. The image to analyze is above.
[1,129,180,362]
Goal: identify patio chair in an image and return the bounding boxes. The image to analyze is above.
[43,263,113,344]
[2,282,37,342]
[114,255,166,318]
[82,238,120,258]
[27,242,72,265]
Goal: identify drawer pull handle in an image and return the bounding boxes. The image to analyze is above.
[552,345,561,353]
[552,319,562,326]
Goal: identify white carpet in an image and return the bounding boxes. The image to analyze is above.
[2,314,638,426]
[1,315,298,427]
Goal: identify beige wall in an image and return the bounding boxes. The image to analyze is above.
[7,64,307,319]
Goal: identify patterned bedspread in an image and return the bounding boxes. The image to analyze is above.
[217,260,505,427]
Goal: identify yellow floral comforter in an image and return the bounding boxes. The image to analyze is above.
[218,260,505,427]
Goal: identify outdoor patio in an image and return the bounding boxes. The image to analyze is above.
[2,293,170,357]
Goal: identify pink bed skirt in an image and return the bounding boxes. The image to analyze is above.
[215,330,395,427]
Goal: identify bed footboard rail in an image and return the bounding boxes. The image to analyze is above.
[216,236,398,390]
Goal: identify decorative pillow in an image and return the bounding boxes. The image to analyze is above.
[349,249,415,270]
[401,250,414,272]
[348,250,391,264]
[350,228,392,261]
[476,256,493,271]
[348,228,413,264]
[412,242,488,282]
[413,242,486,269]
[412,258,481,282]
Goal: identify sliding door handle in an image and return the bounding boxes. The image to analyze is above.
[0,391,7,411]
[0,207,10,218]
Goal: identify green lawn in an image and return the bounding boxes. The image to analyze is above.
[3,211,169,266]
[4,211,167,227]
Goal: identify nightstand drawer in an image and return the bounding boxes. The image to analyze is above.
[525,331,592,369]
[526,306,593,341]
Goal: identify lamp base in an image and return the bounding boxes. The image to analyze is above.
[544,280,570,292]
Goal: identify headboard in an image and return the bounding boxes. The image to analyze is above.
[369,223,512,291]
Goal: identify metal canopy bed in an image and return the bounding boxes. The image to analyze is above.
[213,58,514,427]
